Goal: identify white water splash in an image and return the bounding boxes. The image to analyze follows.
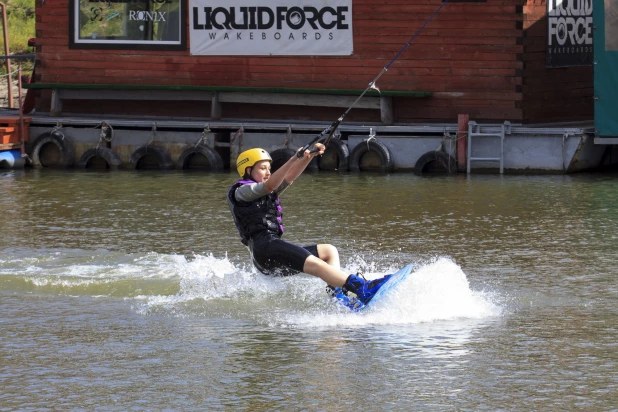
[139,253,263,305]
[269,257,501,328]
[367,257,500,322]
[1,248,501,327]
[139,254,501,329]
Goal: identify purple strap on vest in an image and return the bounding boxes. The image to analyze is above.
[276,204,284,234]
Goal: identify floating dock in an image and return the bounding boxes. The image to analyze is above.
[22,114,603,174]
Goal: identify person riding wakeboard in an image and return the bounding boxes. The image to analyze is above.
[227,145,390,305]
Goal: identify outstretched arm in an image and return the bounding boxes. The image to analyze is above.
[264,143,325,192]
[284,143,325,183]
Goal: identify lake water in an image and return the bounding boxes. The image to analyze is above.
[1,169,617,410]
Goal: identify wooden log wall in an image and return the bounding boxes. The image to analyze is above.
[34,0,554,123]
[521,0,593,123]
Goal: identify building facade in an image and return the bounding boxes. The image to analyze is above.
[30,0,593,125]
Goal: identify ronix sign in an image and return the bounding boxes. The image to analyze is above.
[189,0,353,56]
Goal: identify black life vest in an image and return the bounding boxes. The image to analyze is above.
[227,179,284,245]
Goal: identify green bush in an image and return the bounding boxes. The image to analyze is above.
[0,0,35,76]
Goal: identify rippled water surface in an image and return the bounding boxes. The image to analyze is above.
[1,169,617,410]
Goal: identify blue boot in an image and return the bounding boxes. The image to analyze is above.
[343,274,391,305]
[326,285,364,310]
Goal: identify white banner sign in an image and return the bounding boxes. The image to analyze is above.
[190,0,353,55]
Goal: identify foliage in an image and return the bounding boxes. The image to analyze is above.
[0,0,35,76]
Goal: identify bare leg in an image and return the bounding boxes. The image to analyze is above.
[303,255,349,287]
[316,244,340,268]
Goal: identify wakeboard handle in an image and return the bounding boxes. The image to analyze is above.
[296,116,343,158]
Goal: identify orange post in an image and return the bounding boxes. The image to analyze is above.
[457,114,469,173]
[457,114,470,172]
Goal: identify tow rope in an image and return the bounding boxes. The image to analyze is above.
[297,0,449,158]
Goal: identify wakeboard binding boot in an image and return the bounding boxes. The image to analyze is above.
[327,274,392,310]
[343,274,391,304]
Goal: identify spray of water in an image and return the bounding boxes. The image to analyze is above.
[1,249,501,327]
[137,253,502,328]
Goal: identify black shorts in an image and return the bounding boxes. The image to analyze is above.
[248,231,319,276]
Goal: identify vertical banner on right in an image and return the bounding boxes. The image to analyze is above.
[594,0,618,137]
[546,0,594,67]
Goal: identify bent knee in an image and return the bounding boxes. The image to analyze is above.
[317,244,339,265]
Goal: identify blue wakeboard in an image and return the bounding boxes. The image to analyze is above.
[332,264,415,312]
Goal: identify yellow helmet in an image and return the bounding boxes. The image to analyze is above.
[236,148,272,177]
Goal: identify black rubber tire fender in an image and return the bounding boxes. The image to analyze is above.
[349,139,394,172]
[129,145,174,170]
[315,137,349,171]
[177,145,224,170]
[414,150,457,176]
[269,148,296,173]
[76,147,123,170]
[30,131,75,168]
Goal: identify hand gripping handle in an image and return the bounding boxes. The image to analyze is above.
[296,117,342,158]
